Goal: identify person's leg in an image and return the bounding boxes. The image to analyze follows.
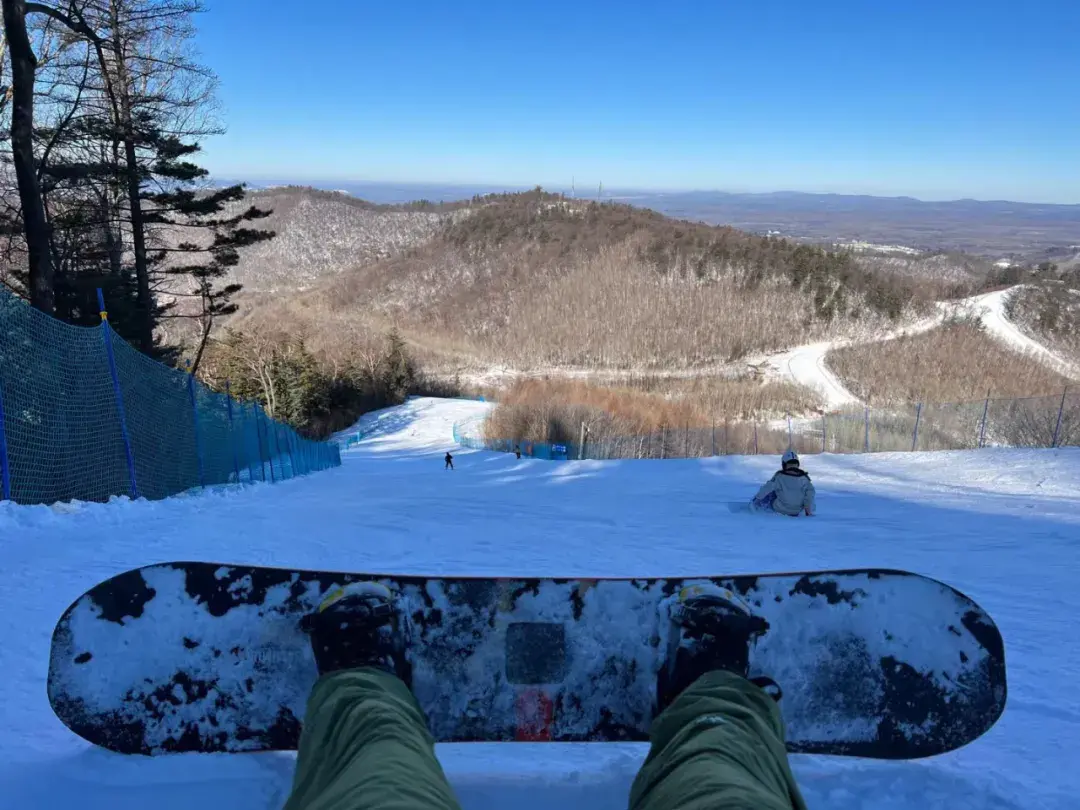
[628,670,807,810]
[284,667,461,810]
[752,491,778,511]
[285,583,461,810]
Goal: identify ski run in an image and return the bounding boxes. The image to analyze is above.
[764,285,1080,409]
[2,396,1078,810]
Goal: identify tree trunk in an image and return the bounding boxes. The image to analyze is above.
[2,0,54,313]
[124,135,154,351]
[109,2,154,353]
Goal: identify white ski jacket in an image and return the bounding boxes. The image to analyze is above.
[755,468,816,516]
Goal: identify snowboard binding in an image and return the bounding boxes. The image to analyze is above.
[300,581,413,685]
[657,583,778,712]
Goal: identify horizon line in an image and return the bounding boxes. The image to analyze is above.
[209,175,1080,208]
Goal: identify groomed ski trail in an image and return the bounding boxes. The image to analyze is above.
[2,397,1078,810]
[765,285,1080,409]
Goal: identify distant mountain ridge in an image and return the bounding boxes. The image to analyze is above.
[216,180,1080,259]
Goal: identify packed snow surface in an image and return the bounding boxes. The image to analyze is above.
[2,396,1079,809]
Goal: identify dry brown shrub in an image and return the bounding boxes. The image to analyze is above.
[481,376,820,458]
[825,321,1072,406]
[593,374,819,420]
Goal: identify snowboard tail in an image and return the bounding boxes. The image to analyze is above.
[48,562,1006,759]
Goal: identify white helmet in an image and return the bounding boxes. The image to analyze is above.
[781,449,799,468]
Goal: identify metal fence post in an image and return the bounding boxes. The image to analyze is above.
[0,380,10,500]
[225,381,241,483]
[753,423,759,454]
[864,407,870,453]
[787,414,792,448]
[978,389,991,448]
[186,371,206,488]
[1052,386,1068,448]
[912,402,923,452]
[821,414,826,453]
[711,422,716,456]
[97,289,139,499]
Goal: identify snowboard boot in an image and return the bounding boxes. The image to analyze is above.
[300,581,413,687]
[657,583,780,713]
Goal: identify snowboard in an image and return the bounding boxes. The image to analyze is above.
[48,562,1006,759]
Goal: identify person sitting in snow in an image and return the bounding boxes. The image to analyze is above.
[752,449,815,516]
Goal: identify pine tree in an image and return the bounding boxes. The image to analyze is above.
[380,328,415,404]
[15,0,276,361]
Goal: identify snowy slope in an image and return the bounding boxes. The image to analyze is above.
[766,285,1080,408]
[944,288,1080,379]
[2,397,1079,810]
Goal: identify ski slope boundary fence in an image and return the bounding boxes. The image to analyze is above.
[453,389,1079,461]
[0,289,341,505]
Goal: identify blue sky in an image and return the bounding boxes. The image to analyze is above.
[196,0,1080,203]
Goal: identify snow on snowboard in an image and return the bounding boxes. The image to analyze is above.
[48,562,1005,759]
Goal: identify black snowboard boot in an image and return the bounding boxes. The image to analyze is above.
[656,583,780,713]
[301,582,412,687]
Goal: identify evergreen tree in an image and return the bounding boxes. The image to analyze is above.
[380,328,415,404]
[13,0,276,361]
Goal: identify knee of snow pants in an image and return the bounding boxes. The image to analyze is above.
[628,670,808,810]
[754,491,778,510]
[283,667,462,810]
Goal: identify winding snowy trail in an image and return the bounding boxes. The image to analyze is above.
[2,397,1078,810]
[765,286,1080,409]
[953,288,1080,378]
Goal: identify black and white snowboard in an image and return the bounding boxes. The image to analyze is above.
[48,562,1006,759]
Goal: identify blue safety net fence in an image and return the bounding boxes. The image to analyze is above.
[0,289,341,505]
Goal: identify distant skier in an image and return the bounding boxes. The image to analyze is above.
[285,583,808,810]
[444,452,454,470]
[752,449,815,516]
[515,445,522,460]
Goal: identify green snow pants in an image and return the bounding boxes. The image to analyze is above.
[283,668,808,810]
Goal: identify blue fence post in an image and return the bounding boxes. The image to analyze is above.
[245,403,259,482]
[0,379,10,500]
[912,402,923,452]
[268,414,282,481]
[225,381,241,484]
[186,370,206,488]
[97,289,139,499]
[285,427,297,476]
[978,390,991,448]
[864,407,870,453]
[1052,386,1068,448]
[255,406,271,482]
